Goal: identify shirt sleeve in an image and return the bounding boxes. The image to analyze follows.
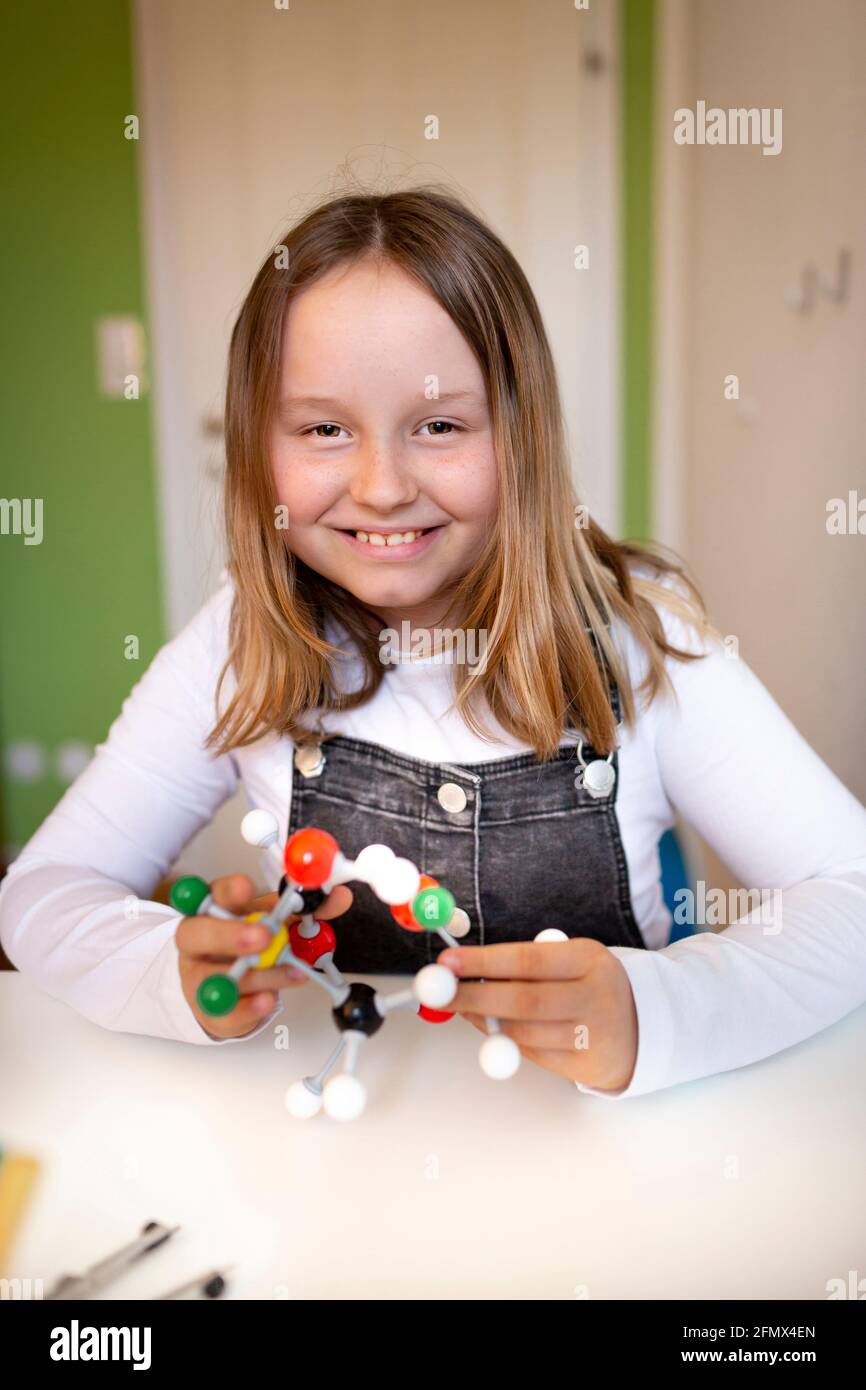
[578,597,866,1099]
[0,582,281,1045]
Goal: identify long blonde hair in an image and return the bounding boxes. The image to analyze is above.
[207,186,711,761]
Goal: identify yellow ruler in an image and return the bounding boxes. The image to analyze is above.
[0,1149,41,1275]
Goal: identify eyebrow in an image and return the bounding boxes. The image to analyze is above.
[279,395,345,412]
[431,389,485,406]
[278,387,485,413]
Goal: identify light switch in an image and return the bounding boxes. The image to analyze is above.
[95,316,147,397]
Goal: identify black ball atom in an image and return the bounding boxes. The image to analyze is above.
[298,885,327,914]
[332,982,384,1038]
[278,877,326,915]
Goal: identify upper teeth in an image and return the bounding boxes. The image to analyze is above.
[354,529,425,546]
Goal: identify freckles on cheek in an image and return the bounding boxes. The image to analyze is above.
[271,449,336,525]
[444,450,498,520]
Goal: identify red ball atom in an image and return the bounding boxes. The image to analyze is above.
[289,918,336,965]
[418,1004,455,1024]
[283,828,339,889]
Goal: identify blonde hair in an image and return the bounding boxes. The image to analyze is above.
[207,186,712,761]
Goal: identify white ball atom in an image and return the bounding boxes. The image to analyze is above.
[413,963,458,1010]
[480,1033,521,1080]
[241,809,280,847]
[374,857,421,905]
[323,1073,367,1122]
[534,928,569,943]
[353,843,395,884]
[285,1079,323,1119]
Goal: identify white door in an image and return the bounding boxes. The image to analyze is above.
[134,0,620,632]
[133,0,621,879]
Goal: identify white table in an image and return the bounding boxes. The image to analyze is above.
[2,974,864,1300]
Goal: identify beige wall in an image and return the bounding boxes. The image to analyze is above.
[657,0,866,886]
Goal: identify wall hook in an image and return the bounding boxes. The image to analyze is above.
[818,247,851,305]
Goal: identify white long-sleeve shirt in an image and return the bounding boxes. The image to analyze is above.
[2,575,866,1099]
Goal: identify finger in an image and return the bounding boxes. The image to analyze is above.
[448,978,585,1021]
[210,874,257,913]
[462,1012,585,1051]
[250,885,352,920]
[316,885,353,920]
[250,886,352,920]
[497,1018,588,1050]
[516,1044,584,1083]
[229,882,353,923]
[178,885,354,957]
[202,990,280,1040]
[437,938,602,981]
[457,1016,597,1085]
[237,963,307,993]
[176,914,272,960]
[514,1043,629,1092]
[250,891,278,914]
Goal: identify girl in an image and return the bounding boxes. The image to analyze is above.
[3,187,865,1097]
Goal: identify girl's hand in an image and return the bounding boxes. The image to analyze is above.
[437,938,638,1093]
[176,873,353,1040]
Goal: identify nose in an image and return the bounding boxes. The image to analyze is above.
[349,442,419,514]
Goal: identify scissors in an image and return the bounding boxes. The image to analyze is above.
[46,1220,179,1299]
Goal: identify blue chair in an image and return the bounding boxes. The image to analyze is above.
[659,827,695,942]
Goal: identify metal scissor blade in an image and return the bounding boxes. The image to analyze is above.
[45,1220,179,1299]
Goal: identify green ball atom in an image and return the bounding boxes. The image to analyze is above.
[197,974,239,1017]
[170,874,211,916]
[411,885,457,931]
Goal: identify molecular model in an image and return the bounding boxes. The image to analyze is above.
[170,811,567,1121]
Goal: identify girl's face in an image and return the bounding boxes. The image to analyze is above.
[269,256,498,630]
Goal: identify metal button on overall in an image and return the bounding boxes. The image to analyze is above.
[437,782,468,813]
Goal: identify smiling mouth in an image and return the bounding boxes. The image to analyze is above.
[337,525,442,549]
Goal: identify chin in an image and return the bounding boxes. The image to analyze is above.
[347,575,443,609]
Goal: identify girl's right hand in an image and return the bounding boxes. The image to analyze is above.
[176,873,353,1039]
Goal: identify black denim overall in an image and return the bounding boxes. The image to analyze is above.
[286,681,645,974]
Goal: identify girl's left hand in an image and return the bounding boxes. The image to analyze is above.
[436,938,639,1093]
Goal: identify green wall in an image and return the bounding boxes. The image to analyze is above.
[0,0,164,855]
[621,0,655,541]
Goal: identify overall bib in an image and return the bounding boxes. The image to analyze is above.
[287,683,645,974]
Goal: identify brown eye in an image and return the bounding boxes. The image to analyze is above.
[303,423,345,438]
[421,421,459,435]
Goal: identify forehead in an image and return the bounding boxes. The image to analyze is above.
[279,257,484,393]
